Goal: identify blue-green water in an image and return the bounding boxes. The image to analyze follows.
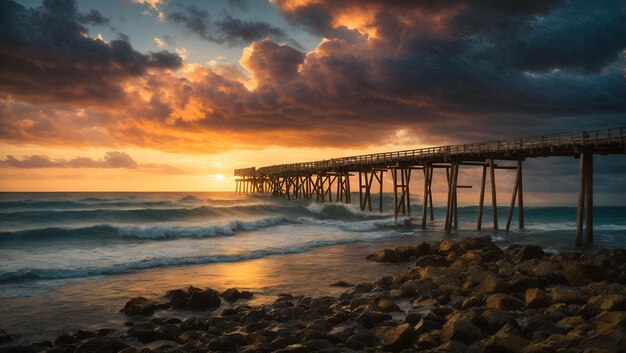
[0,192,624,342]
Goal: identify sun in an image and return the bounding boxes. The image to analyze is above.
[215,174,225,181]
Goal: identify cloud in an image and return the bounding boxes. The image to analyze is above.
[0,151,188,174]
[0,0,624,156]
[77,9,110,26]
[1,152,138,169]
[0,0,182,105]
[166,5,299,47]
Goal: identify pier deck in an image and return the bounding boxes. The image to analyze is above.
[235,127,625,245]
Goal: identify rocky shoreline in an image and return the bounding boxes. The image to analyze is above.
[2,236,626,353]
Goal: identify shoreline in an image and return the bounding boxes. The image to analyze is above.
[2,235,625,353]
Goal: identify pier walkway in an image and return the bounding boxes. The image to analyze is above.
[234,127,625,245]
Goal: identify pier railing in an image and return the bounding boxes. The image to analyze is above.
[239,127,624,176]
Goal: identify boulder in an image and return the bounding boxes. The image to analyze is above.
[186,288,221,310]
[524,288,552,309]
[121,297,166,316]
[382,323,417,352]
[367,249,400,262]
[588,294,626,311]
[345,329,379,349]
[356,310,392,329]
[476,274,507,293]
[507,245,544,263]
[414,318,444,336]
[485,293,523,310]
[74,337,130,353]
[481,309,515,333]
[416,254,448,267]
[483,333,529,353]
[221,288,254,302]
[579,333,620,352]
[549,286,586,305]
[165,288,188,309]
[330,281,353,287]
[377,298,402,313]
[441,318,482,344]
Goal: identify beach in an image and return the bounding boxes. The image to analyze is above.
[1,236,626,352]
[1,193,625,352]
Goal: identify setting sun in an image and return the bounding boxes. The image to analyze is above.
[215,174,225,181]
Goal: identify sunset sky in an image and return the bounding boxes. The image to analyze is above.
[0,0,625,203]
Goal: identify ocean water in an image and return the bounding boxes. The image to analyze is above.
[0,192,624,342]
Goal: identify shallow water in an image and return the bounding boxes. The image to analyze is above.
[0,192,624,342]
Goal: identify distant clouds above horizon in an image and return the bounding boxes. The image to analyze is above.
[0,0,625,154]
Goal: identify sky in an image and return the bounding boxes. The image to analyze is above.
[0,0,625,204]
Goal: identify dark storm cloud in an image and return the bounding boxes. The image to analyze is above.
[167,5,298,47]
[1,152,138,169]
[77,9,110,26]
[0,0,182,104]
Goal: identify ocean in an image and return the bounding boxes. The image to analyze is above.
[0,192,624,342]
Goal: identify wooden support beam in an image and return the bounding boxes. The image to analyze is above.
[576,152,586,246]
[585,152,593,243]
[445,163,459,232]
[375,170,384,213]
[421,163,430,228]
[428,166,434,221]
[392,169,398,220]
[489,159,498,230]
[518,160,524,229]
[506,161,521,231]
[477,165,487,230]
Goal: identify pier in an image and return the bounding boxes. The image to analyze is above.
[235,127,625,245]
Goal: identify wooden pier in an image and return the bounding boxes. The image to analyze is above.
[235,127,625,245]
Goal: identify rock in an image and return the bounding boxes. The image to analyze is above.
[507,245,544,262]
[438,240,458,254]
[367,249,400,262]
[0,332,12,345]
[54,334,76,345]
[462,295,483,310]
[128,328,170,343]
[165,288,188,309]
[395,246,418,259]
[74,337,130,353]
[579,333,619,352]
[549,286,586,304]
[330,281,353,287]
[524,288,552,309]
[438,340,468,352]
[588,294,626,311]
[186,288,221,310]
[382,323,416,352]
[121,297,165,316]
[377,298,402,313]
[345,329,379,349]
[221,288,254,302]
[591,311,626,331]
[415,332,438,349]
[483,333,529,353]
[357,310,392,329]
[414,317,444,335]
[116,348,137,353]
[485,293,523,310]
[274,344,308,353]
[74,330,96,340]
[416,254,448,267]
[481,309,514,333]
[440,318,482,344]
[476,274,507,293]
[208,333,246,351]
